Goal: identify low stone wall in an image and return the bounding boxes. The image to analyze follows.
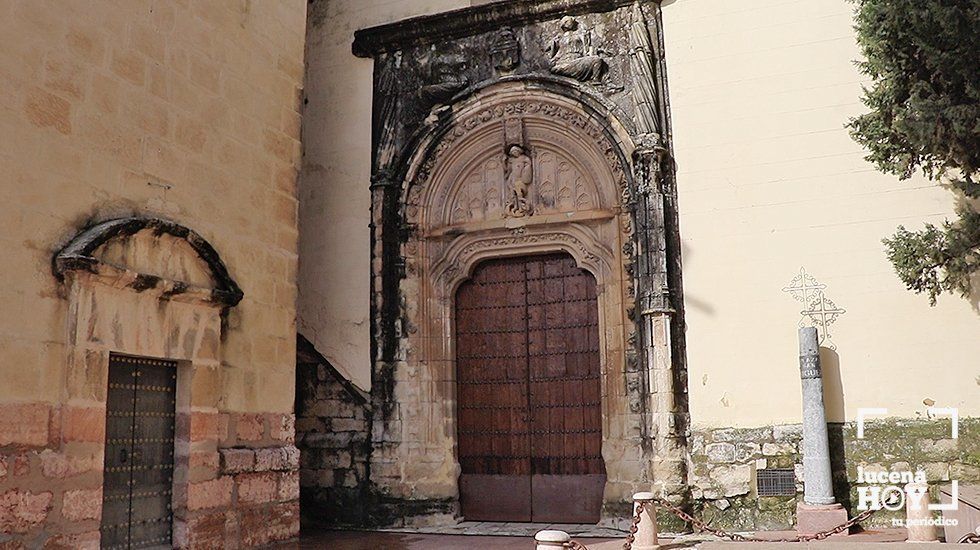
[295,336,372,527]
[689,417,980,531]
[0,404,299,549]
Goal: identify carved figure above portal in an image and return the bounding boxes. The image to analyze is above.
[546,17,608,82]
[419,51,469,105]
[505,144,534,217]
[490,27,521,74]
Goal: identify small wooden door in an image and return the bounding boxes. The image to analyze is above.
[456,253,605,523]
[101,354,177,549]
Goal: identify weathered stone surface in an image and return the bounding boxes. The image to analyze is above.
[734,442,760,462]
[706,442,735,463]
[0,403,50,446]
[762,442,797,456]
[187,476,233,511]
[712,465,752,497]
[277,471,300,501]
[61,488,101,521]
[236,413,264,442]
[254,446,300,472]
[236,472,277,505]
[240,501,299,546]
[41,530,100,550]
[0,490,52,533]
[220,448,256,474]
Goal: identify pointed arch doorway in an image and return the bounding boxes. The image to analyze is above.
[455,252,605,523]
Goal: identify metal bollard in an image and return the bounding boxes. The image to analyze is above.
[632,492,659,550]
[534,529,570,549]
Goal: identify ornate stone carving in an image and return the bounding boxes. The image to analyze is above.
[419,51,469,105]
[546,17,608,82]
[627,3,662,141]
[405,96,627,229]
[490,27,521,74]
[504,145,534,217]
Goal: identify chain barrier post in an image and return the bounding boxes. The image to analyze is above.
[904,482,939,542]
[630,492,659,550]
[534,530,570,550]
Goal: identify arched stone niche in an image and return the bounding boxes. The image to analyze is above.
[373,84,652,513]
[53,217,243,545]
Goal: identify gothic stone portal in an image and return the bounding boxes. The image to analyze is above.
[370,85,656,520]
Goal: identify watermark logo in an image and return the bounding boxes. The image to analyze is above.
[853,407,960,527]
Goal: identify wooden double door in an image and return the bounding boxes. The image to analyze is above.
[455,253,605,523]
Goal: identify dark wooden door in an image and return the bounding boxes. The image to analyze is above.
[101,354,176,549]
[456,253,605,523]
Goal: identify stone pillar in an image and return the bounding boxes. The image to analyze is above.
[798,327,834,505]
[795,327,848,536]
[534,530,570,550]
[632,492,660,550]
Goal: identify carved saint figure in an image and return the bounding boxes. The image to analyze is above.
[505,145,534,217]
[546,17,608,82]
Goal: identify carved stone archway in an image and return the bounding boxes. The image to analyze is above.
[369,83,666,518]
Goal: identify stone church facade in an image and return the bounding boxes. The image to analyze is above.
[298,0,979,533]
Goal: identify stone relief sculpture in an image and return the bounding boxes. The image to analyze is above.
[505,144,534,217]
[546,16,608,82]
[490,27,521,74]
[419,51,469,105]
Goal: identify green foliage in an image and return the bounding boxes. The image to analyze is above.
[847,0,980,303]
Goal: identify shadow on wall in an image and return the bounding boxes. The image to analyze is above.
[681,242,716,316]
[820,346,845,423]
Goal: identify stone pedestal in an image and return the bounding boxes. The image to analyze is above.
[796,503,849,537]
[632,492,660,550]
[534,530,570,549]
[905,483,939,542]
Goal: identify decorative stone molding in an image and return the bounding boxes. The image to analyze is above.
[54,217,243,307]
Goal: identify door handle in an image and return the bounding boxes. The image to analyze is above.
[119,448,128,464]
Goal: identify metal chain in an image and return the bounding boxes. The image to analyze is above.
[618,497,881,549]
[959,532,980,544]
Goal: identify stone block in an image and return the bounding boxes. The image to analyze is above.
[61,406,105,443]
[0,403,50,446]
[61,488,102,521]
[0,490,52,533]
[734,442,760,462]
[220,448,255,474]
[25,87,72,135]
[706,442,735,463]
[762,442,797,456]
[255,445,300,472]
[187,476,233,511]
[772,424,803,441]
[710,464,752,497]
[41,530,100,549]
[236,413,264,442]
[796,502,849,537]
[236,472,277,505]
[240,501,299,547]
[269,413,295,443]
[277,471,300,501]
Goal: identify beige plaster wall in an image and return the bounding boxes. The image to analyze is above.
[660,0,980,427]
[299,0,474,390]
[0,0,306,414]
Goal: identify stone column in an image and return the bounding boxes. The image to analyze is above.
[796,326,848,536]
[799,327,834,505]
